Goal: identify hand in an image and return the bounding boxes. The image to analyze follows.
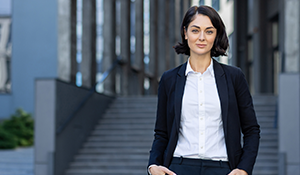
[149,165,176,175]
[228,168,248,175]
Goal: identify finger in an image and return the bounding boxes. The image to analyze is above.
[227,169,235,175]
[160,166,176,175]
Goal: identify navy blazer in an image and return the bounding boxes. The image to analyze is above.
[148,59,260,175]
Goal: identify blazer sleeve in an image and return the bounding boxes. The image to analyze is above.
[234,68,260,174]
[148,73,169,167]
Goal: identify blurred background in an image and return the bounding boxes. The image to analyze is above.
[0,0,299,174]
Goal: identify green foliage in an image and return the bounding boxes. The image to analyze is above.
[0,126,18,149]
[0,109,34,149]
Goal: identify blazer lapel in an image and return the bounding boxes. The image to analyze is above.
[213,59,229,136]
[174,62,187,132]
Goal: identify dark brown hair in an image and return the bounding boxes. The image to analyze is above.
[174,6,229,57]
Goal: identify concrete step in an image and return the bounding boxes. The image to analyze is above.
[79,148,150,154]
[252,96,278,175]
[66,168,146,175]
[87,135,153,142]
[83,141,152,148]
[74,154,148,161]
[95,124,154,130]
[65,97,157,175]
[91,129,153,136]
[102,113,156,119]
[66,96,279,175]
[0,147,34,175]
[105,108,157,113]
[98,118,155,124]
[70,161,148,167]
[254,105,276,111]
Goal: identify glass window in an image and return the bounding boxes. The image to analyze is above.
[199,0,204,5]
[0,24,2,40]
[0,21,11,93]
[212,0,220,11]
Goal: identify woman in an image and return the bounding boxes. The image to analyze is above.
[148,5,260,175]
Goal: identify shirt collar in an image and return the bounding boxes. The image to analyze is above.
[185,58,214,77]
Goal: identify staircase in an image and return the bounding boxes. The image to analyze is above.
[65,95,278,175]
[65,96,157,175]
[252,95,278,175]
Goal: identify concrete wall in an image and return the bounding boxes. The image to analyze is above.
[0,0,58,118]
[278,74,300,175]
[35,79,114,175]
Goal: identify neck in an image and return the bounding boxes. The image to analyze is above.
[189,54,211,73]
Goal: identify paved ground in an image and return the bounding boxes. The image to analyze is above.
[0,147,34,175]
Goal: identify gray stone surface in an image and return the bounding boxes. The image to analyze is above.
[284,0,300,72]
[0,147,34,175]
[279,73,300,174]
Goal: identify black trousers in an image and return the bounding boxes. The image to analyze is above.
[168,157,231,175]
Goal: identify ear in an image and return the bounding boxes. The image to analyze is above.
[184,27,187,39]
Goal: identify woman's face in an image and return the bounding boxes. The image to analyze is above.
[184,14,217,58]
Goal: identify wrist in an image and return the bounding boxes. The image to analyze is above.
[237,168,248,175]
[148,164,157,175]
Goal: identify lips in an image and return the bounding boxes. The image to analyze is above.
[196,44,206,48]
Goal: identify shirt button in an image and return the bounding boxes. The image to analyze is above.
[201,146,203,149]
[200,118,203,120]
[200,78,202,81]
[200,103,203,106]
[200,90,202,93]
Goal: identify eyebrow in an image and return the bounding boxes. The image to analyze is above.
[190,25,215,30]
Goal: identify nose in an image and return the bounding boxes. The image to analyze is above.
[199,31,205,41]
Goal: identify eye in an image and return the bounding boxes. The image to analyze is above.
[192,29,199,33]
[206,30,214,34]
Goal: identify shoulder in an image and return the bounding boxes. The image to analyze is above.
[214,60,244,80]
[213,59,246,86]
[161,62,186,81]
[217,61,243,75]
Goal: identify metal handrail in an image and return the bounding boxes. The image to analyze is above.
[56,57,121,135]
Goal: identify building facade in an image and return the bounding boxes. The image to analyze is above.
[234,0,300,174]
[0,0,299,174]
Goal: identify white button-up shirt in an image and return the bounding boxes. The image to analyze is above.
[173,58,228,161]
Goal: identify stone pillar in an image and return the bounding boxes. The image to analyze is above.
[168,0,176,69]
[284,0,300,72]
[102,0,116,95]
[57,0,71,82]
[149,0,158,94]
[165,0,171,70]
[70,0,77,84]
[182,0,190,16]
[234,0,248,72]
[181,0,190,64]
[129,0,144,95]
[277,1,300,174]
[252,0,262,94]
[174,0,181,67]
[35,79,56,175]
[157,0,166,78]
[278,74,300,175]
[120,0,130,96]
[81,0,96,88]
